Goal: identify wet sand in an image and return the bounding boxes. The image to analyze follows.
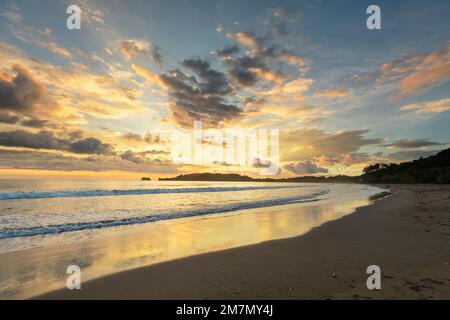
[37,185,450,299]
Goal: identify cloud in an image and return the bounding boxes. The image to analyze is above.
[283,160,328,175]
[214,45,240,58]
[121,132,143,141]
[217,28,308,89]
[66,0,106,30]
[394,44,450,99]
[318,88,348,98]
[120,150,144,163]
[0,149,179,173]
[281,129,382,162]
[313,153,371,167]
[1,3,72,58]
[0,2,22,24]
[0,65,45,113]
[118,39,163,65]
[21,118,48,128]
[268,7,302,23]
[134,60,242,128]
[233,32,263,52]
[0,42,147,122]
[255,103,328,125]
[33,40,72,58]
[0,130,114,155]
[70,137,114,155]
[374,150,441,163]
[181,58,232,95]
[0,112,20,124]
[160,59,242,128]
[0,130,68,150]
[226,55,265,87]
[278,49,308,66]
[400,98,450,114]
[356,43,450,100]
[144,133,164,144]
[132,64,165,87]
[383,139,444,150]
[268,78,313,97]
[119,149,167,163]
[0,113,53,130]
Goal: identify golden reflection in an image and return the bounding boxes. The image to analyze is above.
[0,197,372,299]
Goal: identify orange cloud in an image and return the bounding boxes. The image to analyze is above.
[385,43,450,100]
[233,32,260,51]
[33,39,72,58]
[118,39,151,61]
[318,88,348,98]
[400,98,450,113]
[132,64,165,88]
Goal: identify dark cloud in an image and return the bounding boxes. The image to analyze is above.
[151,46,163,66]
[216,28,306,88]
[68,130,84,140]
[122,132,143,141]
[160,60,242,128]
[0,112,20,124]
[21,118,48,128]
[0,130,68,150]
[121,149,169,164]
[0,65,45,113]
[226,55,265,87]
[70,137,115,155]
[0,130,114,155]
[182,58,232,95]
[141,149,169,156]
[214,33,268,87]
[214,45,240,58]
[243,96,267,107]
[383,139,444,150]
[284,160,328,175]
[120,150,143,163]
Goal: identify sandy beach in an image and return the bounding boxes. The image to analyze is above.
[37,184,450,300]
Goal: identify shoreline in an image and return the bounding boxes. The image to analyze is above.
[36,184,450,299]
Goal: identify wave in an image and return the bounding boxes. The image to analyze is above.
[0,190,329,239]
[0,185,308,201]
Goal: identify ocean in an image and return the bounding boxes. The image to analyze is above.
[0,180,383,298]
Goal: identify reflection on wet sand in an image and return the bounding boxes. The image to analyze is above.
[0,197,371,299]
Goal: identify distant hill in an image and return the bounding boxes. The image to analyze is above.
[359,148,450,184]
[159,173,254,182]
[156,148,450,184]
[158,172,356,183]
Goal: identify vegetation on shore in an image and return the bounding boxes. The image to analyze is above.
[360,148,450,183]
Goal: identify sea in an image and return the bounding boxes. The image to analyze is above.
[0,180,383,298]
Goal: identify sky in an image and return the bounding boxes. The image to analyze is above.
[0,0,449,179]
